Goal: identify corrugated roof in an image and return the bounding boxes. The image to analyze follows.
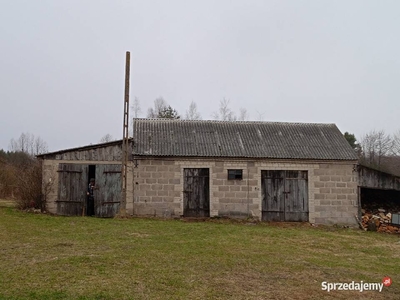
[133,119,358,160]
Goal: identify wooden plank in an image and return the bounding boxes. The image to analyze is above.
[58,164,68,208]
[272,174,285,221]
[298,175,308,213]
[261,170,285,221]
[183,169,194,215]
[57,163,87,216]
[42,143,129,162]
[262,170,308,222]
[284,171,308,222]
[183,168,210,217]
[285,177,299,221]
[199,168,210,216]
[55,200,82,203]
[95,164,121,217]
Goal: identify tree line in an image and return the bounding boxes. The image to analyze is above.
[2,99,400,209]
[0,132,49,209]
[344,130,400,175]
[131,97,249,121]
[100,97,249,142]
[0,150,43,210]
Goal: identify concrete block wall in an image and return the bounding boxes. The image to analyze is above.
[312,163,358,225]
[254,161,357,224]
[132,159,181,217]
[42,160,59,214]
[41,157,358,225]
[133,159,252,218]
[212,161,259,218]
[133,158,358,225]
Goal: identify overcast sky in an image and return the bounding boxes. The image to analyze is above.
[1,0,399,152]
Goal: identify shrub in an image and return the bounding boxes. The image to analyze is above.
[0,152,44,210]
[15,159,43,210]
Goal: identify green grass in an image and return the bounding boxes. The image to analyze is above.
[0,200,399,300]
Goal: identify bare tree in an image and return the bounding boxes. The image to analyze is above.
[185,101,202,120]
[131,97,141,118]
[10,133,29,153]
[213,98,236,121]
[374,131,393,167]
[393,130,400,156]
[9,132,48,156]
[238,108,249,121]
[147,97,168,118]
[33,136,48,155]
[360,130,393,168]
[255,110,265,121]
[99,134,114,143]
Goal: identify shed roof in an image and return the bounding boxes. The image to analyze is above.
[133,118,358,160]
[36,139,128,159]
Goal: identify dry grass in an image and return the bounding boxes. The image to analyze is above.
[0,200,399,299]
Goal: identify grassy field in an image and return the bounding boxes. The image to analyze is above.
[0,200,399,300]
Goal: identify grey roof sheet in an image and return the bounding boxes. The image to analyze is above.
[133,119,358,160]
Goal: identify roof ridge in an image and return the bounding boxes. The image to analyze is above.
[132,118,336,126]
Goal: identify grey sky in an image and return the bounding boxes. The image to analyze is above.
[1,0,399,152]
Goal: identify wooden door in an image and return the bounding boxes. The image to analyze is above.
[94,164,121,217]
[262,170,308,222]
[183,168,210,217]
[261,170,285,221]
[57,164,88,216]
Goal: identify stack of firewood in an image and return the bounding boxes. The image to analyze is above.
[361,209,400,233]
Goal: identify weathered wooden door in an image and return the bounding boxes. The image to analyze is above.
[183,168,210,217]
[94,164,121,217]
[261,170,308,222]
[57,164,88,216]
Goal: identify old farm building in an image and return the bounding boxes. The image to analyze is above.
[39,119,362,225]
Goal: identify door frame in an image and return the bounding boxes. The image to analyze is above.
[183,168,210,217]
[261,170,309,222]
[94,164,122,218]
[56,162,123,217]
[56,163,88,216]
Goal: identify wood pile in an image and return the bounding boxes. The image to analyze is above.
[361,208,400,233]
